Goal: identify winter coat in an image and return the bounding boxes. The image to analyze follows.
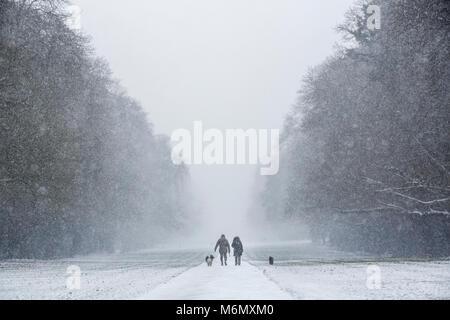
[231,237,243,256]
[214,236,230,254]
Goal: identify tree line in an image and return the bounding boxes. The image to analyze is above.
[252,0,449,257]
[0,0,194,259]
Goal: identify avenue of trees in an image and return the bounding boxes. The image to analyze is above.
[252,0,449,257]
[0,0,194,258]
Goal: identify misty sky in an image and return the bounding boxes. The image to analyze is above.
[73,0,355,238]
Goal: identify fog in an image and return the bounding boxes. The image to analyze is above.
[72,0,355,240]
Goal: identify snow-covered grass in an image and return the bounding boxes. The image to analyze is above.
[246,241,450,300]
[0,248,204,300]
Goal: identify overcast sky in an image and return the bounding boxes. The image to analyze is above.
[73,0,355,239]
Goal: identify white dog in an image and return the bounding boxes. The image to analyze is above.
[205,255,214,266]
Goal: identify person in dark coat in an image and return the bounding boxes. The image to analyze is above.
[231,236,243,266]
[214,234,230,266]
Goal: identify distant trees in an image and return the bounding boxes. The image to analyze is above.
[253,0,449,257]
[0,0,194,258]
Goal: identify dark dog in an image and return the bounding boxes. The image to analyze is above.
[205,254,215,266]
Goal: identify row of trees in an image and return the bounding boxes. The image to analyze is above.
[252,0,449,257]
[0,0,194,259]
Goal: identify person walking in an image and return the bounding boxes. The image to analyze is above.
[231,236,243,266]
[214,234,230,266]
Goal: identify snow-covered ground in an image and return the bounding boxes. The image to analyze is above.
[0,241,448,299]
[247,241,450,300]
[0,248,203,299]
[140,261,292,300]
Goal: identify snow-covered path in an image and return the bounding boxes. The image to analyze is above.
[140,261,292,300]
